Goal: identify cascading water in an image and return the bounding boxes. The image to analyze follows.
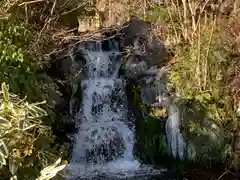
[67,41,163,179]
[165,104,186,160]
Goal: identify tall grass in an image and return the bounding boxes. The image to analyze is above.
[157,0,240,171]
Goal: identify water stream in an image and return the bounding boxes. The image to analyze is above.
[67,41,165,179]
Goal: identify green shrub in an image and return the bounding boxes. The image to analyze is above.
[0,82,55,179]
[164,0,239,170]
[0,18,57,124]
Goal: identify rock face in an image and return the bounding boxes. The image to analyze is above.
[122,20,168,81]
[123,20,168,66]
[119,19,169,108]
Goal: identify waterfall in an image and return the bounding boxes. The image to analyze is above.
[67,41,141,179]
[165,104,186,160]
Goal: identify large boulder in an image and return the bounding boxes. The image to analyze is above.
[123,19,168,66]
[121,19,168,81]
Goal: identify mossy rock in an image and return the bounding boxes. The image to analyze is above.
[135,114,171,163]
[133,92,228,171]
[176,99,229,166]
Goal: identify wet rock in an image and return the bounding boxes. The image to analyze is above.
[118,19,169,106]
[122,19,168,68]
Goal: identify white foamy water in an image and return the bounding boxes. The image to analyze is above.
[165,104,186,160]
[67,41,163,179]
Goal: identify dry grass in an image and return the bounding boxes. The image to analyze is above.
[152,0,240,171]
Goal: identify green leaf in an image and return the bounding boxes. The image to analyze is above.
[0,116,10,128]
[37,158,66,180]
[0,139,9,157]
[202,93,211,100]
[9,160,18,175]
[23,124,36,131]
[27,102,47,117]
[0,151,6,165]
[40,158,61,174]
[1,82,9,102]
[195,92,212,103]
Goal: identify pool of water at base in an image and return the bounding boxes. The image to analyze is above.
[69,169,178,180]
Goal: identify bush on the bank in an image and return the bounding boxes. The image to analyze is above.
[0,82,56,179]
[0,17,57,126]
[0,20,44,98]
[129,0,240,171]
[142,0,240,170]
[167,1,239,169]
[0,1,67,179]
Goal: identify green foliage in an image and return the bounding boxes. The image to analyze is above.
[0,1,71,179]
[0,18,57,124]
[133,1,239,170]
[169,29,232,133]
[0,20,31,91]
[177,98,229,166]
[166,2,239,169]
[1,20,35,94]
[136,115,171,164]
[132,84,170,164]
[0,82,56,179]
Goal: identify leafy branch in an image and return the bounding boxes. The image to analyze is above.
[0,82,52,179]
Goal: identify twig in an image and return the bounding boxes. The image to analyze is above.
[203,15,217,90]
[59,0,71,9]
[60,1,87,16]
[196,21,201,89]
[19,0,47,6]
[191,0,211,38]
[50,0,57,16]
[29,0,60,50]
[25,3,28,23]
[166,0,180,45]
[46,24,126,58]
[30,18,51,51]
[217,169,229,180]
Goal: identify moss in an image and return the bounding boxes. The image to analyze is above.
[136,115,167,162]
[129,83,170,165]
